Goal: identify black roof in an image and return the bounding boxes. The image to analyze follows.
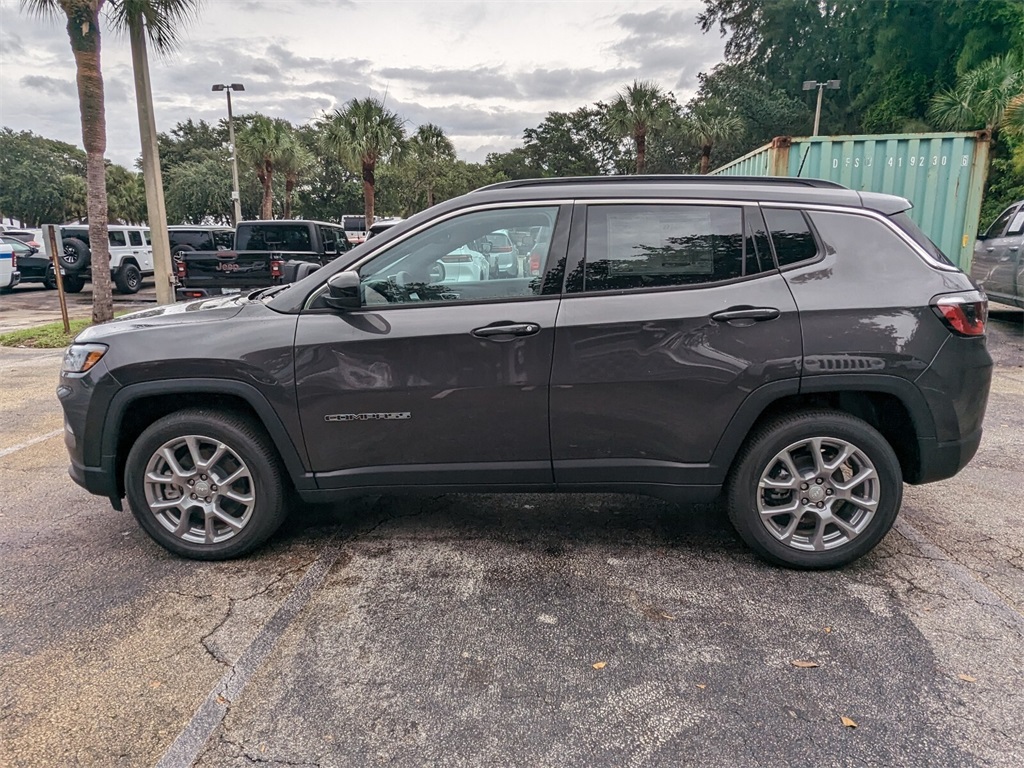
[476,175,847,192]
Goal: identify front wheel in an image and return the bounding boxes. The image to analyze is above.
[124,409,288,559]
[114,262,142,294]
[44,264,57,290]
[726,410,902,569]
[62,274,86,293]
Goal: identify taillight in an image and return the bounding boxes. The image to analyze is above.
[528,252,541,275]
[932,293,987,336]
[270,259,283,278]
[442,254,472,263]
[10,251,16,270]
[175,260,187,279]
[493,245,513,253]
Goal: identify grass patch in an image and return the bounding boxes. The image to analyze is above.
[0,317,93,348]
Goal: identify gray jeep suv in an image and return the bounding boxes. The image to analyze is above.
[58,176,992,569]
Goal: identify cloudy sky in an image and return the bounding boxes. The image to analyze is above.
[0,0,724,167]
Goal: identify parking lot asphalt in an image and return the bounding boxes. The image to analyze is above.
[0,281,158,334]
[0,310,1021,767]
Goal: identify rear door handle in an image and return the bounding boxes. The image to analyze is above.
[986,247,996,252]
[710,307,781,322]
[472,322,541,339]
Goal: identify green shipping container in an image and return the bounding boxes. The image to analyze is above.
[711,132,991,271]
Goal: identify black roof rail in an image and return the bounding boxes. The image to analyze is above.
[474,175,848,192]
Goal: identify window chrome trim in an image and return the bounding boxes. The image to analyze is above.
[759,201,961,272]
[303,199,568,310]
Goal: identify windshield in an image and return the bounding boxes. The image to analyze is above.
[236,224,312,252]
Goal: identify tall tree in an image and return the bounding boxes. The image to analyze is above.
[20,0,200,321]
[685,110,745,174]
[928,52,1024,137]
[605,80,675,174]
[236,115,291,219]
[408,123,456,207]
[322,97,406,230]
[275,136,314,219]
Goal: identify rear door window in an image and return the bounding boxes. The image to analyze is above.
[128,231,143,247]
[582,204,755,291]
[762,208,819,268]
[109,231,128,247]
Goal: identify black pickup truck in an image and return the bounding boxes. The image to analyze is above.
[176,220,351,299]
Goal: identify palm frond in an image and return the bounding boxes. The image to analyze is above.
[107,0,201,54]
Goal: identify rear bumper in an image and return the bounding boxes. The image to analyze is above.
[912,427,984,485]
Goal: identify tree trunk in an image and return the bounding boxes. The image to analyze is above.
[635,131,646,174]
[284,175,295,219]
[362,160,375,231]
[261,163,274,219]
[700,143,712,175]
[66,2,113,324]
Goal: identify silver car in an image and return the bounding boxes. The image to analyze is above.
[972,200,1024,308]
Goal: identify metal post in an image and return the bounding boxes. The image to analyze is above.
[813,85,824,136]
[129,14,175,305]
[226,89,243,226]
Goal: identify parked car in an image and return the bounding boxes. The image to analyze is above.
[482,230,521,278]
[1,229,42,245]
[0,234,54,288]
[175,220,350,299]
[0,242,19,291]
[51,224,153,294]
[168,225,235,260]
[367,218,403,239]
[342,215,369,245]
[972,200,1023,309]
[59,175,992,569]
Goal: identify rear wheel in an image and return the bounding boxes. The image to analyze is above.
[726,410,902,569]
[43,264,57,290]
[124,409,288,559]
[114,262,142,294]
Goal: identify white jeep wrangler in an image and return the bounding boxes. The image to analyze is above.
[53,225,153,294]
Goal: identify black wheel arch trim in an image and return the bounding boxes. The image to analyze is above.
[98,378,315,493]
[707,374,938,483]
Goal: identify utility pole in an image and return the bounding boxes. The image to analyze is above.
[213,83,245,225]
[129,14,175,305]
[802,79,841,136]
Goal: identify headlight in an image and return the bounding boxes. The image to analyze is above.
[62,343,108,374]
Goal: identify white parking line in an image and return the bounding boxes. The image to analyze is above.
[0,429,64,459]
[896,518,1024,636]
[155,542,343,768]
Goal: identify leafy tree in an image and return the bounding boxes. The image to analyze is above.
[275,136,314,219]
[485,147,535,180]
[292,124,362,223]
[928,52,1024,136]
[685,110,745,174]
[522,106,623,176]
[236,115,292,219]
[409,123,456,207]
[20,0,200,323]
[105,163,146,223]
[322,97,407,229]
[0,128,87,225]
[606,80,675,173]
[157,118,227,168]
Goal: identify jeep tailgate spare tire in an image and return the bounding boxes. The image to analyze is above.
[60,237,89,272]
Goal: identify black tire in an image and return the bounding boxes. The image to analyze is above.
[62,274,86,293]
[43,264,57,290]
[124,409,288,560]
[114,262,142,294]
[725,409,902,570]
[60,237,90,273]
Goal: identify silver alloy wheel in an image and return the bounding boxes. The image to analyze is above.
[143,434,256,545]
[756,437,880,552]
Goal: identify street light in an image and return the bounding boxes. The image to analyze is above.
[212,83,245,225]
[802,79,841,136]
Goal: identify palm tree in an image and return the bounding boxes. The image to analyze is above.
[605,80,675,174]
[322,97,406,229]
[236,116,292,219]
[928,52,1024,136]
[276,136,314,219]
[409,123,455,207]
[685,112,745,174]
[21,0,199,323]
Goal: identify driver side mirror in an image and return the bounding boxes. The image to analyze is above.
[324,271,361,310]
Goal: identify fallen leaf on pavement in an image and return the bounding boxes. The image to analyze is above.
[149,681,161,689]
[957,674,977,683]
[696,684,707,689]
[824,626,832,633]
[791,660,820,668]
[592,661,607,670]
[840,716,857,728]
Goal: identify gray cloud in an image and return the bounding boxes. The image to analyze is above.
[377,66,522,100]
[21,75,77,98]
[517,67,635,101]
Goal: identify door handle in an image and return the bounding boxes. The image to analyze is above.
[1010,246,1020,251]
[472,322,541,338]
[710,307,781,322]
[986,247,995,252]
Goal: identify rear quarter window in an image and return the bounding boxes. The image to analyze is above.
[762,208,819,268]
[888,211,955,267]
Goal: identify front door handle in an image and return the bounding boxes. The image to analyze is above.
[472,322,541,339]
[986,247,996,252]
[710,307,781,323]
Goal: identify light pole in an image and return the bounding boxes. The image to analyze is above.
[212,83,245,225]
[802,79,841,136]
